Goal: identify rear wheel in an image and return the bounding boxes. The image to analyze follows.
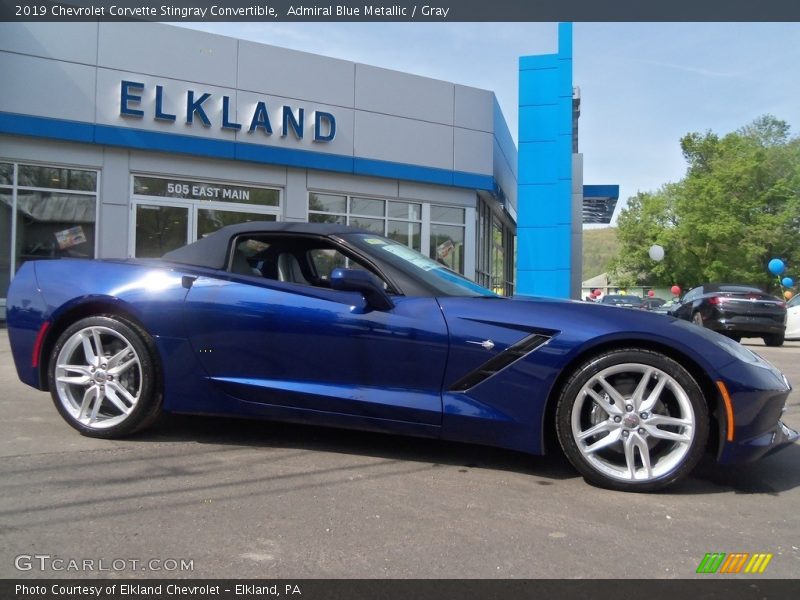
[48,316,162,438]
[763,333,784,347]
[555,348,708,492]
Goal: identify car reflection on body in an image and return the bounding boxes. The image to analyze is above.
[5,223,798,492]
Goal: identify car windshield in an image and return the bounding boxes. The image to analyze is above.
[344,233,497,297]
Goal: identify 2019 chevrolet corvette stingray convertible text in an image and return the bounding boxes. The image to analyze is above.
[6,223,798,492]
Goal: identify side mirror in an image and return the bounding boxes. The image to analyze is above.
[330,268,394,311]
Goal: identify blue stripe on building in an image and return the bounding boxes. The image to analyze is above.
[0,111,498,194]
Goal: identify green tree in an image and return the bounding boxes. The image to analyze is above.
[611,115,800,293]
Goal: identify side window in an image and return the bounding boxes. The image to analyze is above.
[230,238,271,276]
[308,248,367,282]
[228,234,388,291]
[684,287,700,302]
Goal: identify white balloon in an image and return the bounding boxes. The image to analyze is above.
[649,244,665,262]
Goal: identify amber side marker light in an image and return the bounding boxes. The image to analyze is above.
[716,380,735,442]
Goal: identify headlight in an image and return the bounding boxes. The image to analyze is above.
[673,319,763,364]
[714,335,763,364]
[672,319,790,389]
[715,334,790,390]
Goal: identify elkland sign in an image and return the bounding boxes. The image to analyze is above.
[119,80,337,143]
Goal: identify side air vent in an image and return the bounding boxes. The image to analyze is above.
[449,334,550,392]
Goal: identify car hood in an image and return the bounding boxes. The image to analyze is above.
[436,295,745,383]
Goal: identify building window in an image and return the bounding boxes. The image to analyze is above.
[475,197,515,296]
[0,163,13,307]
[475,199,491,289]
[307,192,471,274]
[1,161,99,304]
[429,205,465,274]
[308,193,423,253]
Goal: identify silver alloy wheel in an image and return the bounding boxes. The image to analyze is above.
[571,363,695,483]
[54,326,143,429]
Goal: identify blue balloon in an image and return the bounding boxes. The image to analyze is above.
[782,277,794,288]
[768,258,785,275]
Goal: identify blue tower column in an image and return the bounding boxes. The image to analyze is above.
[517,22,573,298]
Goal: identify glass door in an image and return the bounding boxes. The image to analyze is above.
[195,205,277,239]
[130,175,282,259]
[133,201,192,258]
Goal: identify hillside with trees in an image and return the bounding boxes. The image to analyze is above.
[582,227,619,280]
[610,115,800,292]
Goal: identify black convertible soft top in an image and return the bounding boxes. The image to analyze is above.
[162,221,364,270]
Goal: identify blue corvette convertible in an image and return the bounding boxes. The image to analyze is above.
[6,222,798,491]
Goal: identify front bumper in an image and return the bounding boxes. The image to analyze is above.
[718,418,799,464]
[715,354,797,464]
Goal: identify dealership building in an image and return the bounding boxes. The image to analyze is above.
[0,21,587,317]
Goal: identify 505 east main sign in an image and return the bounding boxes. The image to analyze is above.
[119,80,337,143]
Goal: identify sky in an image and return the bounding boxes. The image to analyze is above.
[177,22,800,225]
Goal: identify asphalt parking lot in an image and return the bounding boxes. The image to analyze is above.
[1,330,798,579]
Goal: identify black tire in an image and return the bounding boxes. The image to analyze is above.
[763,333,784,347]
[555,348,709,492]
[725,334,742,343]
[47,315,162,438]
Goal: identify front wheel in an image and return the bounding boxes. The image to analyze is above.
[555,348,709,492]
[48,316,162,438]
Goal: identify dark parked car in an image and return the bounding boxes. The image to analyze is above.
[651,299,679,315]
[640,297,666,311]
[600,294,643,308]
[5,224,798,492]
[669,284,787,346]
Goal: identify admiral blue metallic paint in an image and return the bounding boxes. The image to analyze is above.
[6,261,46,386]
[182,275,447,425]
[6,247,796,465]
[7,216,798,462]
